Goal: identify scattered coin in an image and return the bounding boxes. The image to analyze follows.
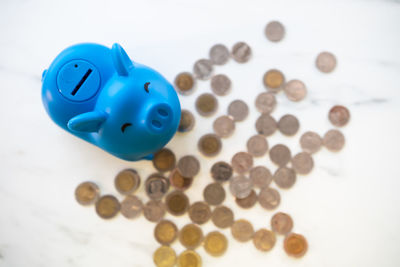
[174,72,195,95]
[95,195,120,219]
[75,181,100,205]
[209,44,230,65]
[114,169,141,195]
[211,161,233,183]
[120,195,143,219]
[143,200,166,223]
[153,246,177,267]
[203,182,226,206]
[211,205,234,228]
[235,189,257,209]
[154,220,178,245]
[273,167,297,189]
[255,113,277,136]
[231,42,251,63]
[204,231,228,257]
[179,224,204,249]
[177,155,200,177]
[247,135,269,157]
[323,129,345,151]
[259,187,281,210]
[269,144,291,166]
[229,175,253,199]
[231,152,253,174]
[213,115,235,138]
[198,133,222,157]
[328,105,350,127]
[284,80,307,102]
[291,152,314,175]
[278,114,300,136]
[169,168,193,191]
[211,74,231,96]
[263,69,285,92]
[271,212,293,235]
[231,219,254,242]
[265,21,285,42]
[300,131,322,154]
[178,109,195,132]
[153,148,176,172]
[165,190,190,216]
[193,59,213,80]
[177,250,202,267]
[253,229,276,252]
[249,166,273,189]
[227,100,249,122]
[316,51,337,73]
[188,201,211,225]
[284,233,308,258]
[145,173,170,200]
[255,92,277,113]
[195,93,218,117]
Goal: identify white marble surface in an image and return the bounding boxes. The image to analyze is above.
[0,0,400,266]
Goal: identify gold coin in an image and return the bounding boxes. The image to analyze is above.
[263,69,285,92]
[177,250,202,267]
[174,72,195,95]
[252,229,276,252]
[165,190,190,216]
[197,133,222,157]
[114,169,140,195]
[231,219,254,242]
[154,220,178,245]
[179,224,204,249]
[153,148,176,172]
[284,233,308,258]
[75,181,100,205]
[95,195,120,219]
[203,231,228,257]
[153,246,176,267]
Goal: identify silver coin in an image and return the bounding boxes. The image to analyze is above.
[273,167,296,189]
[259,187,281,210]
[145,174,170,200]
[246,135,268,157]
[193,59,213,80]
[178,109,195,132]
[213,115,235,138]
[265,21,285,42]
[177,155,201,177]
[143,200,166,222]
[211,161,233,183]
[228,100,249,122]
[284,80,307,102]
[121,195,143,219]
[249,166,272,189]
[231,152,253,174]
[229,175,254,199]
[269,144,291,166]
[278,114,300,136]
[211,74,231,96]
[316,51,337,73]
[255,92,277,114]
[291,152,314,175]
[231,42,251,63]
[300,131,322,154]
[209,44,230,65]
[323,129,345,152]
[255,114,277,136]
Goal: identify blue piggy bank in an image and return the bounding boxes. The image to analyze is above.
[41,43,181,161]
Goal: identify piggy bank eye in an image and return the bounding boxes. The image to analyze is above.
[121,123,132,133]
[144,82,150,93]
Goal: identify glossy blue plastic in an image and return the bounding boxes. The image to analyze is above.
[41,43,181,161]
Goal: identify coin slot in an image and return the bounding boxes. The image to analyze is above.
[71,68,93,96]
[158,108,168,117]
[152,120,162,128]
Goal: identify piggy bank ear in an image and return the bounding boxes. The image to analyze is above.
[111,43,134,76]
[67,111,108,133]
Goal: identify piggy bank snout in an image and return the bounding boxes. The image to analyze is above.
[146,103,174,134]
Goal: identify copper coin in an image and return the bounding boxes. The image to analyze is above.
[169,168,193,191]
[300,131,322,154]
[229,175,253,199]
[227,99,249,122]
[263,69,285,92]
[174,72,195,95]
[178,109,195,132]
[291,152,314,175]
[284,80,307,102]
[211,205,234,228]
[153,148,176,172]
[95,195,120,219]
[145,173,170,200]
[188,201,211,225]
[153,246,176,267]
[193,59,213,80]
[120,195,143,219]
[203,182,225,206]
[329,105,350,127]
[231,41,251,63]
[323,129,345,151]
[265,21,285,42]
[253,229,276,252]
[198,133,222,157]
[165,190,189,216]
[247,135,268,157]
[231,219,254,242]
[255,92,277,113]
[203,231,228,257]
[75,181,100,205]
[177,250,202,267]
[179,224,204,249]
[210,161,233,183]
[209,44,230,65]
[177,155,200,177]
[213,115,235,138]
[154,220,178,245]
[231,151,253,174]
[273,167,296,189]
[269,144,291,166]
[259,187,280,210]
[235,189,257,209]
[211,74,231,96]
[195,93,218,117]
[271,212,293,235]
[278,114,300,136]
[284,233,308,258]
[316,51,337,73]
[255,114,277,136]
[143,200,166,222]
[249,166,273,189]
[114,169,140,195]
